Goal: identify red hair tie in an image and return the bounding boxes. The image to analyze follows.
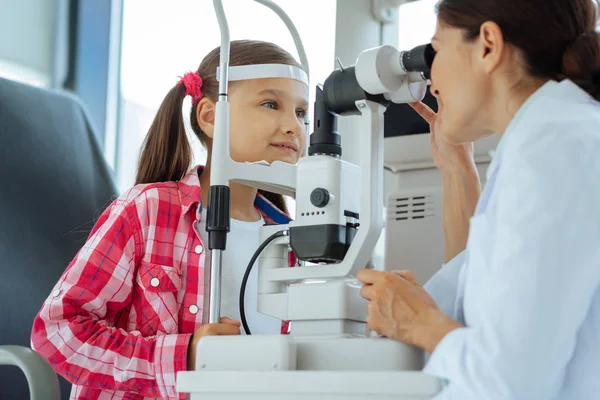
[178,71,204,105]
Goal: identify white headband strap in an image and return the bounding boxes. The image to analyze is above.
[216,63,309,86]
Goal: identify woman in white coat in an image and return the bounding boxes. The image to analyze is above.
[358,0,600,398]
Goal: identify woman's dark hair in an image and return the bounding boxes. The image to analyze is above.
[135,40,304,214]
[436,0,600,99]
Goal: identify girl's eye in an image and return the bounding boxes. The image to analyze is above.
[262,101,277,109]
[296,109,307,119]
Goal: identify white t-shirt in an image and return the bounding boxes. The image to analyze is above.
[198,209,282,334]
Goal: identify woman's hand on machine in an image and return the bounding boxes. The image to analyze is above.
[357,269,463,354]
[187,317,241,370]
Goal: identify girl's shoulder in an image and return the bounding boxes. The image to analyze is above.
[109,180,192,221]
[105,167,203,225]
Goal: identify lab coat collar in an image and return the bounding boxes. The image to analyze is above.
[485,80,561,180]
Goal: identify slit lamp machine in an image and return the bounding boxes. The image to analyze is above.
[177,1,443,398]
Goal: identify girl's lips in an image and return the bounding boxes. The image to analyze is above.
[271,142,299,152]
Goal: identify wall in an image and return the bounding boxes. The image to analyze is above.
[0,0,63,86]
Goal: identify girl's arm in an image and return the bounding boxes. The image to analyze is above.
[31,194,191,399]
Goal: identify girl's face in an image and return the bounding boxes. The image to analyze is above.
[227,77,308,165]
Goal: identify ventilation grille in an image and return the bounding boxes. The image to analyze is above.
[391,195,436,221]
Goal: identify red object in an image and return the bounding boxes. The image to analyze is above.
[178,71,203,104]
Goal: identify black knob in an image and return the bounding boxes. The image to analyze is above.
[310,188,330,208]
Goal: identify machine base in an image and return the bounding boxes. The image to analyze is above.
[176,335,443,399]
[176,370,443,399]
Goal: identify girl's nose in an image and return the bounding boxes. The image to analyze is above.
[283,114,305,137]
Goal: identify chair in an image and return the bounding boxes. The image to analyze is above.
[0,346,60,400]
[0,77,118,399]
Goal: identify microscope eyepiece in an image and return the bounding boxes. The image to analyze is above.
[400,43,436,80]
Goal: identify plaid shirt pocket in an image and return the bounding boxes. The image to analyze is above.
[135,262,183,335]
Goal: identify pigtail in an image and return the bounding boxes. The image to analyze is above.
[136,84,192,184]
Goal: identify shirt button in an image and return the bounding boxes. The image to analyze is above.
[52,289,61,298]
[189,305,199,314]
[195,245,203,254]
[150,278,160,287]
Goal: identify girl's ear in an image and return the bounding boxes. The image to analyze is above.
[196,98,216,139]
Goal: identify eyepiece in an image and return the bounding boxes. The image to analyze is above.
[400,43,436,80]
[320,66,390,116]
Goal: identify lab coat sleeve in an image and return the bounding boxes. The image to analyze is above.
[424,130,600,399]
[424,251,466,321]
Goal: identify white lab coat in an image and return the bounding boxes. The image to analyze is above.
[422,80,600,399]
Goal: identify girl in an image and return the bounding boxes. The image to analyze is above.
[31,39,308,400]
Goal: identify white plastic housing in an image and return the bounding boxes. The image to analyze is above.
[264,100,386,283]
[177,371,441,400]
[386,71,428,103]
[194,335,297,371]
[355,45,405,94]
[291,155,359,228]
[177,335,442,399]
[355,45,428,103]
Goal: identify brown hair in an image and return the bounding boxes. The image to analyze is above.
[136,40,304,213]
[436,0,600,99]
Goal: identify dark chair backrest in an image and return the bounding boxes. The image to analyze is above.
[0,78,118,399]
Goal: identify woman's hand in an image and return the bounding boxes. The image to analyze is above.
[187,317,241,370]
[409,101,476,174]
[357,269,463,354]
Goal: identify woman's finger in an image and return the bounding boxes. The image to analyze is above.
[409,101,436,125]
[393,270,420,285]
[214,324,241,335]
[220,317,241,327]
[357,268,382,285]
[360,283,374,300]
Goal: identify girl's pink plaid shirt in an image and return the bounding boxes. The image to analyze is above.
[31,166,293,400]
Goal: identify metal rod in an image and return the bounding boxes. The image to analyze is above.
[209,0,229,326]
[208,250,224,323]
[252,0,310,76]
[213,0,230,100]
[208,0,311,324]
